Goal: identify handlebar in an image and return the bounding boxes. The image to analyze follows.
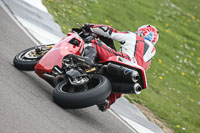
[71,28,97,43]
[76,23,86,33]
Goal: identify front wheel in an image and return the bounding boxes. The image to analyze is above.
[13,45,54,71]
[52,74,112,109]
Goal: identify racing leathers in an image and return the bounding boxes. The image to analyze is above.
[83,24,156,110]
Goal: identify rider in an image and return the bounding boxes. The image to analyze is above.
[81,24,159,111]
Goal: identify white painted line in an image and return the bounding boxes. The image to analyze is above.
[0,0,41,46]
[16,16,62,44]
[119,114,156,133]
[109,109,138,133]
[22,0,48,12]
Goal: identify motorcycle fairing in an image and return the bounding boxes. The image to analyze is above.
[35,34,84,77]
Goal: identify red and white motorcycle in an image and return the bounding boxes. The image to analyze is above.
[13,26,148,110]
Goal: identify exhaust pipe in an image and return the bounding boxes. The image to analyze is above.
[107,63,140,82]
[133,83,142,94]
[131,71,140,82]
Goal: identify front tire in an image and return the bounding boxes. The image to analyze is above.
[13,45,53,71]
[52,74,112,109]
[13,47,41,71]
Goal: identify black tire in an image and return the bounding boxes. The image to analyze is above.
[13,47,41,71]
[52,74,112,109]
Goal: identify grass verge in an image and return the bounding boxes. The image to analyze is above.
[43,0,200,132]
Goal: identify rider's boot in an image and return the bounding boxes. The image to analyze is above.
[71,46,97,67]
[97,100,110,112]
[83,46,97,65]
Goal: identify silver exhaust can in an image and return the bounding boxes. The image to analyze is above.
[133,83,142,94]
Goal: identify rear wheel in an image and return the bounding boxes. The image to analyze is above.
[52,74,112,109]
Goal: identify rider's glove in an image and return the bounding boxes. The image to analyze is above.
[82,23,92,33]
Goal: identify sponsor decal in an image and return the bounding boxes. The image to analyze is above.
[52,46,69,51]
[144,31,154,42]
[124,68,132,75]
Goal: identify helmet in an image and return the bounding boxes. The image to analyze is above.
[136,24,159,45]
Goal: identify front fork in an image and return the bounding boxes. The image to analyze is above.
[35,44,55,55]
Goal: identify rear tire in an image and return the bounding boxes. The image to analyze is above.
[13,47,42,71]
[52,74,112,109]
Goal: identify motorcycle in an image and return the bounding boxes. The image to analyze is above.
[13,25,148,110]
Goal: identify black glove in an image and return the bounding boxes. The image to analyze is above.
[82,23,92,32]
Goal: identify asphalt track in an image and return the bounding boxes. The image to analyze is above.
[0,6,133,133]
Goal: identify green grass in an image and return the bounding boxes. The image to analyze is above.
[43,0,200,132]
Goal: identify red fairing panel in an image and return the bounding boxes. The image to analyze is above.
[34,34,84,77]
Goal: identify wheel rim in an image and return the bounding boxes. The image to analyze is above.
[59,78,101,93]
[18,49,42,61]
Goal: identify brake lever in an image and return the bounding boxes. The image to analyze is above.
[77,23,86,33]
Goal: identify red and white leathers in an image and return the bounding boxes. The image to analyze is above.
[85,24,156,107]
